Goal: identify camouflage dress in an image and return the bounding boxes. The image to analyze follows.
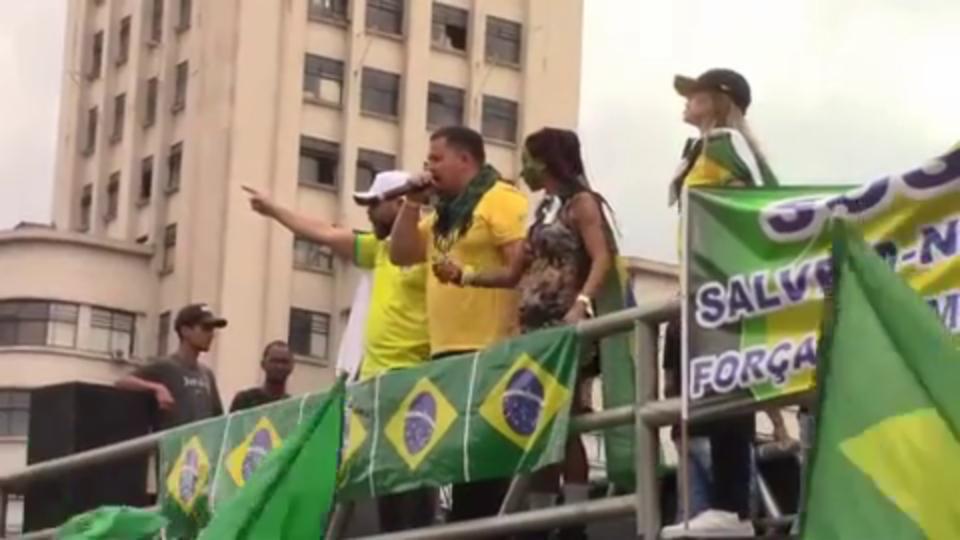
[517,195,592,332]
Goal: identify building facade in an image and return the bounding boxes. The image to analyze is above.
[3,0,583,531]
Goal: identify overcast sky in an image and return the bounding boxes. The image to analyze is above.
[2,1,958,262]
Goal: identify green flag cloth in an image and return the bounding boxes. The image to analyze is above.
[198,379,345,540]
[57,506,167,540]
[801,222,960,539]
[338,326,580,498]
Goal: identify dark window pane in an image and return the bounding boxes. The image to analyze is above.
[141,156,154,201]
[90,31,104,79]
[485,16,522,65]
[482,95,518,143]
[303,54,344,104]
[356,149,396,191]
[432,3,468,51]
[118,17,131,65]
[174,61,188,111]
[299,136,339,186]
[366,0,404,35]
[288,308,329,359]
[145,78,159,127]
[309,0,349,21]
[168,142,183,192]
[427,82,464,128]
[361,68,401,117]
[151,0,164,42]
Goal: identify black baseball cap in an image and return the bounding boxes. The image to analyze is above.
[174,303,228,331]
[674,68,752,112]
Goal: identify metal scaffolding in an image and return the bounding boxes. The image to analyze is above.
[0,297,807,539]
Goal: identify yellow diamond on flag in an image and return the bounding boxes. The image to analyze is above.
[165,436,212,514]
[479,353,571,451]
[225,416,282,488]
[341,409,368,470]
[384,378,458,471]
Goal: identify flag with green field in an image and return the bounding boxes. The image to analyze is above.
[801,222,960,539]
[338,326,580,498]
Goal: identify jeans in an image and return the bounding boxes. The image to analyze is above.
[676,436,760,522]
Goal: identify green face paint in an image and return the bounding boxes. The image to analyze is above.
[520,149,547,191]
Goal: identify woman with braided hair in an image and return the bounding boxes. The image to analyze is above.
[434,127,618,540]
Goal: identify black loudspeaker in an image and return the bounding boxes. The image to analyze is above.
[23,383,155,532]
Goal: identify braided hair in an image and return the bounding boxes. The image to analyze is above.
[524,128,619,235]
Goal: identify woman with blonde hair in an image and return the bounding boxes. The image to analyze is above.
[662,68,780,539]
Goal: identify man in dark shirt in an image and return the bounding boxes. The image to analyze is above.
[229,340,294,412]
[117,303,227,430]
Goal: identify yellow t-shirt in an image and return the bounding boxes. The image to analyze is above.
[419,182,529,355]
[355,233,430,381]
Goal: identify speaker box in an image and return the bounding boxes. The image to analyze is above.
[23,382,155,532]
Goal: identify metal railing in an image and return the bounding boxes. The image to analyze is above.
[0,297,808,539]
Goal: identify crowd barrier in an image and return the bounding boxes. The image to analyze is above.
[0,297,809,539]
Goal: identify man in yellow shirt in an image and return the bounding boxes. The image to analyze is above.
[390,126,528,529]
[243,171,432,532]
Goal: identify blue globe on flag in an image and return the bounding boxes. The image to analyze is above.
[404,391,437,455]
[179,448,200,502]
[502,368,545,436]
[241,428,274,481]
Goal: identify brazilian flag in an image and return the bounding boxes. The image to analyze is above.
[338,326,580,498]
[160,418,228,538]
[801,222,960,538]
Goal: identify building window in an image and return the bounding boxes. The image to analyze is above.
[289,308,330,360]
[299,136,339,187]
[485,16,521,65]
[144,77,159,128]
[167,142,182,193]
[361,68,400,118]
[150,0,164,43]
[89,30,104,79]
[173,61,188,112]
[293,237,334,273]
[432,3,467,52]
[427,82,464,128]
[117,16,132,65]
[162,224,177,273]
[356,149,396,192]
[176,0,192,31]
[105,172,120,222]
[366,0,403,35]
[482,95,518,143]
[111,93,126,143]
[83,107,98,155]
[0,301,79,349]
[0,391,29,438]
[89,308,135,357]
[140,156,154,203]
[309,0,348,22]
[303,54,344,106]
[79,184,93,232]
[157,311,171,355]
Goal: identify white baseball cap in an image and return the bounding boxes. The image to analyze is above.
[353,170,413,206]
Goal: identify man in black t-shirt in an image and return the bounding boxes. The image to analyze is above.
[229,340,294,412]
[117,303,227,430]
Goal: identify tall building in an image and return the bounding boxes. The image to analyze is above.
[2,1,583,531]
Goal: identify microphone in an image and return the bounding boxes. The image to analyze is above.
[353,173,433,206]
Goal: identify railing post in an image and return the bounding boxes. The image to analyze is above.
[634,321,660,539]
[0,488,7,538]
[498,474,531,515]
[326,501,354,539]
